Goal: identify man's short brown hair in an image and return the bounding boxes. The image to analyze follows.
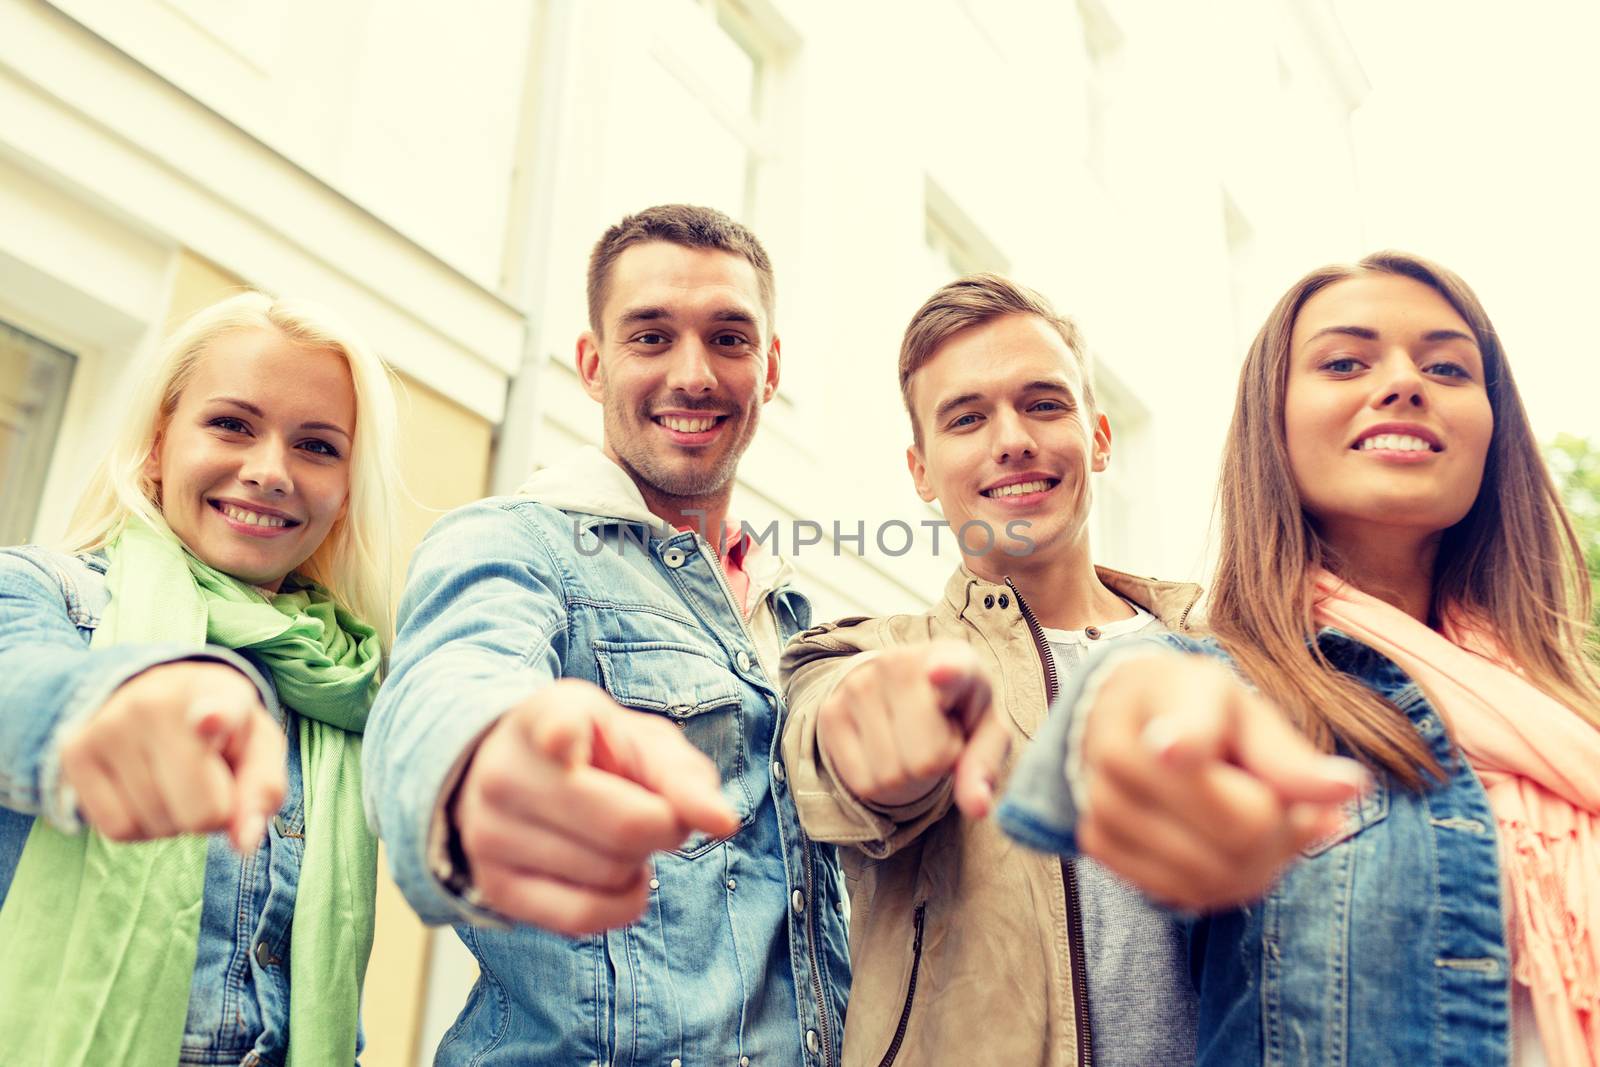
[899,273,1093,444]
[587,204,776,335]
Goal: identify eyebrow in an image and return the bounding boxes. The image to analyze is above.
[615,305,760,330]
[207,396,352,440]
[932,380,1074,425]
[1306,325,1478,346]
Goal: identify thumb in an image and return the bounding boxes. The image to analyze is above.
[952,709,1011,819]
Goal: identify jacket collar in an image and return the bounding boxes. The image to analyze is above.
[941,563,1203,633]
[515,446,796,593]
[515,446,677,539]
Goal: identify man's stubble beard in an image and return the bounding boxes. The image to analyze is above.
[605,393,760,501]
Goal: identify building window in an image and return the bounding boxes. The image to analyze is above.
[0,321,75,545]
[642,0,795,224]
[920,177,1009,292]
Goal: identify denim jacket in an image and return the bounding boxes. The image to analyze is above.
[998,630,1510,1067]
[0,545,324,1067]
[364,447,850,1067]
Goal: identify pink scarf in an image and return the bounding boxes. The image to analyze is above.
[1313,570,1600,1065]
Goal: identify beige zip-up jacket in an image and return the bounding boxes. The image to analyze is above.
[779,565,1201,1067]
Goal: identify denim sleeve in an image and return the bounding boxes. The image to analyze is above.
[996,633,1196,857]
[0,550,276,830]
[363,502,569,926]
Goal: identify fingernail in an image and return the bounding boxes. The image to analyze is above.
[1318,757,1372,790]
[1140,715,1181,758]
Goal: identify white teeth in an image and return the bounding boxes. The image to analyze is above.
[1358,434,1433,453]
[659,415,717,433]
[220,503,289,528]
[984,479,1054,499]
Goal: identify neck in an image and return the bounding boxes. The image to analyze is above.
[1321,522,1440,624]
[607,447,732,544]
[965,534,1132,630]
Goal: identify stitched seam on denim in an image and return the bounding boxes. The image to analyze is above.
[626,922,641,1066]
[1262,888,1283,1067]
[649,865,688,1063]
[460,924,511,1066]
[567,595,697,629]
[723,845,752,1058]
[509,504,578,593]
[1326,828,1355,1066]
[1423,786,1447,1062]
[590,933,608,1065]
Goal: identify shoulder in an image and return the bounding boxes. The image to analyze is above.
[780,609,953,678]
[0,546,108,627]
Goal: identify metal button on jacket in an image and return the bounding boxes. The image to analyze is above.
[662,547,687,568]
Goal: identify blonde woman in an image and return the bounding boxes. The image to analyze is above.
[1003,252,1600,1065]
[0,291,400,1066]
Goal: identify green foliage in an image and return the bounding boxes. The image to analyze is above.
[1547,433,1600,635]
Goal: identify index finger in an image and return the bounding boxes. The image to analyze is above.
[1227,690,1370,804]
[597,712,740,838]
[952,708,1011,819]
[222,707,288,853]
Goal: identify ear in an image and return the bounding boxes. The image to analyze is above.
[761,334,782,403]
[906,443,937,503]
[1091,411,1112,472]
[142,430,164,487]
[576,331,605,403]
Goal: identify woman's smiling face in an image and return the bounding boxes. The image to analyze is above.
[144,326,356,589]
[1284,272,1494,547]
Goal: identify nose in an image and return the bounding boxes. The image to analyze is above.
[990,408,1038,464]
[663,337,718,396]
[1371,352,1428,411]
[239,439,293,496]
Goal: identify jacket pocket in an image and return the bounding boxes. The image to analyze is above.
[877,901,928,1067]
[593,639,754,857]
[1300,779,1390,858]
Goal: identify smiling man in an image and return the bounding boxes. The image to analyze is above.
[780,274,1202,1066]
[365,205,849,1067]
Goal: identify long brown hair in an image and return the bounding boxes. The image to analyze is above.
[1210,250,1600,786]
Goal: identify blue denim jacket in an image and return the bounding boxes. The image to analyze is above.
[998,630,1510,1067]
[0,545,327,1067]
[365,449,850,1067]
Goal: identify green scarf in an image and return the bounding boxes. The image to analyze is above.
[0,519,381,1066]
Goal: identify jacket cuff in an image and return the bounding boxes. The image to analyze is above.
[423,723,511,929]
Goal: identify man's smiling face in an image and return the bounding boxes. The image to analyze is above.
[907,313,1109,569]
[579,240,780,502]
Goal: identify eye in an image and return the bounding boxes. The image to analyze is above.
[209,416,251,434]
[631,332,670,347]
[1030,399,1069,413]
[1424,361,1472,380]
[1318,357,1365,374]
[711,332,751,348]
[298,438,342,459]
[950,413,982,429]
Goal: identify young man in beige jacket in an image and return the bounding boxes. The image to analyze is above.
[779,275,1352,1066]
